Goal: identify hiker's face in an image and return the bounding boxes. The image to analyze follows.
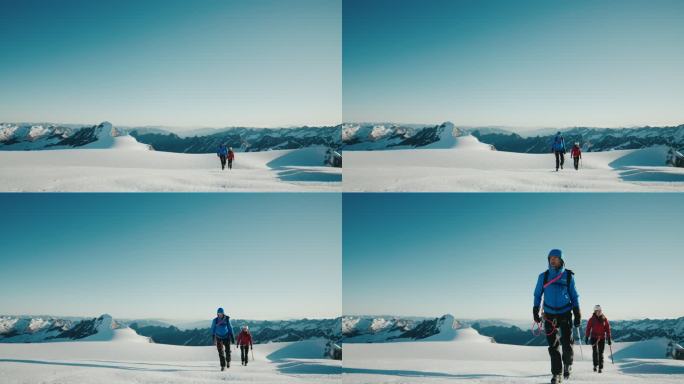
[549,256,561,268]
[595,309,602,316]
[217,313,224,318]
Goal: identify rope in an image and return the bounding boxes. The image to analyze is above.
[532,315,558,337]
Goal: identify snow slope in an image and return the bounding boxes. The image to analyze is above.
[343,136,684,192]
[343,327,684,383]
[0,328,340,384]
[0,133,340,192]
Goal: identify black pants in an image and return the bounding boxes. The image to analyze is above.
[219,155,227,170]
[544,311,574,375]
[240,345,250,364]
[216,337,232,368]
[228,159,233,170]
[573,157,580,170]
[555,151,565,170]
[591,338,605,368]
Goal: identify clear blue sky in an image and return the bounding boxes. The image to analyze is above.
[0,193,341,320]
[343,0,684,129]
[343,193,684,320]
[0,0,341,128]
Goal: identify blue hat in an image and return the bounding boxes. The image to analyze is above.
[548,249,563,258]
[217,307,224,314]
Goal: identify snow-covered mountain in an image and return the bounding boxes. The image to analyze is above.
[0,314,120,342]
[0,122,134,150]
[342,315,461,343]
[0,122,342,153]
[0,314,341,346]
[342,122,684,155]
[342,122,470,150]
[343,315,684,346]
[130,317,342,346]
[472,125,684,153]
[130,125,342,153]
[474,316,684,346]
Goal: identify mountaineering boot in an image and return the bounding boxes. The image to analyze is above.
[598,367,603,373]
[593,366,597,372]
[563,364,571,379]
[221,366,225,371]
[551,374,562,384]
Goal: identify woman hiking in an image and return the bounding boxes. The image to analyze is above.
[570,142,582,171]
[585,305,612,373]
[236,325,254,366]
[227,147,235,170]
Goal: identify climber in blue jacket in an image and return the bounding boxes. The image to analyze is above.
[533,249,581,383]
[211,307,235,371]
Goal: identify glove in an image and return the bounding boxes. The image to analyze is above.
[533,306,541,323]
[607,338,612,345]
[585,337,589,344]
[572,307,581,327]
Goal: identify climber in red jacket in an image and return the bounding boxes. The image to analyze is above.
[571,142,582,171]
[236,325,253,366]
[585,305,612,373]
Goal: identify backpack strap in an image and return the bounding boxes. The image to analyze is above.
[542,269,572,291]
[566,269,575,306]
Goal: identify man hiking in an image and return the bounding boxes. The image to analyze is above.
[236,325,253,366]
[585,304,612,373]
[217,144,228,170]
[570,142,582,171]
[551,132,566,171]
[211,307,235,371]
[533,249,581,384]
[227,147,235,170]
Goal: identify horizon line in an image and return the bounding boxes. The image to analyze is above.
[0,120,343,130]
[1,312,342,322]
[343,121,684,131]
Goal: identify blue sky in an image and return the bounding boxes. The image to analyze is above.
[343,193,684,320]
[0,193,341,320]
[343,0,684,129]
[0,0,341,128]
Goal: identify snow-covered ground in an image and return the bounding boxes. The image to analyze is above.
[342,327,684,383]
[343,135,684,192]
[0,327,340,384]
[0,135,340,192]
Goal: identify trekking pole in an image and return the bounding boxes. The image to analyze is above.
[576,326,584,361]
[252,347,255,362]
[609,342,614,365]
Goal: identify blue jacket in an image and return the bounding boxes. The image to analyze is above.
[217,145,228,157]
[552,135,566,152]
[211,316,234,340]
[533,266,579,314]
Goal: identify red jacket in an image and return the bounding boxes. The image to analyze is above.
[236,330,252,346]
[228,150,235,161]
[571,146,581,158]
[585,314,611,340]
